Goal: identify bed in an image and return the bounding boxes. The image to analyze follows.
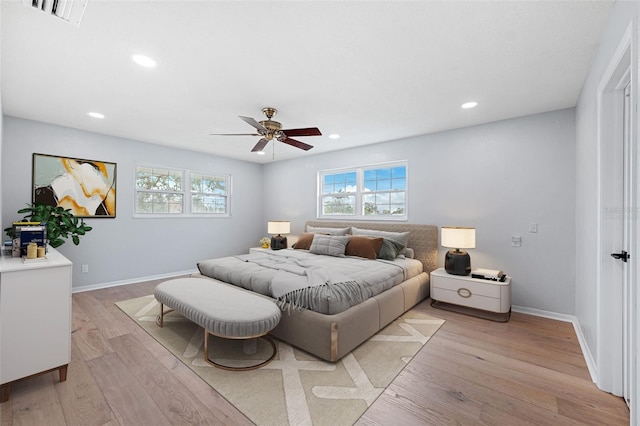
[193,221,438,361]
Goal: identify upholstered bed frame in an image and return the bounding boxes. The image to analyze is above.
[195,221,438,362]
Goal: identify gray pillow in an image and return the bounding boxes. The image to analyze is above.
[377,238,406,260]
[309,234,350,257]
[351,227,409,254]
[305,225,351,236]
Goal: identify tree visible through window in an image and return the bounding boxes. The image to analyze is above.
[321,172,356,215]
[135,165,230,217]
[135,167,184,214]
[191,173,228,214]
[318,161,407,219]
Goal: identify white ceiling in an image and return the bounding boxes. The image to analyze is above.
[1,0,613,163]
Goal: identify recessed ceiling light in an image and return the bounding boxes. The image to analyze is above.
[328,134,340,140]
[132,54,157,68]
[87,112,104,119]
[256,151,266,155]
[461,101,478,109]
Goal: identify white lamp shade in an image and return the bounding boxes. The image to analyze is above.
[441,226,476,249]
[268,220,290,235]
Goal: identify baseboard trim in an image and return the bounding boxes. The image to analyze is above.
[512,305,597,383]
[72,269,198,294]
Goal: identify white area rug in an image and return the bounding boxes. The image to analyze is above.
[117,295,444,426]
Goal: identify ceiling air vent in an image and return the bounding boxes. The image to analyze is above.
[23,0,88,27]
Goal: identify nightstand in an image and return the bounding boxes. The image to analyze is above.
[430,268,511,321]
[249,247,272,254]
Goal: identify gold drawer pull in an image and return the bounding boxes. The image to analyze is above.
[457,288,472,298]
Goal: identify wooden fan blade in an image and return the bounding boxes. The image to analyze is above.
[251,138,269,152]
[239,116,268,132]
[281,137,313,151]
[210,133,261,136]
[281,127,322,137]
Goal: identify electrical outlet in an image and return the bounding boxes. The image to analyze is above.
[529,223,538,233]
[511,236,522,247]
[81,264,89,274]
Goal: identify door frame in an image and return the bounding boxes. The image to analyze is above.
[596,21,636,409]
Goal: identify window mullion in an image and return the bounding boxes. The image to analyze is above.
[184,170,191,215]
[356,168,364,216]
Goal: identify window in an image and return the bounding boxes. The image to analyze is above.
[190,173,228,214]
[318,161,407,220]
[135,165,230,217]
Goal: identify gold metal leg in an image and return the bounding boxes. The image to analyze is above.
[330,322,338,362]
[155,304,174,327]
[203,329,278,371]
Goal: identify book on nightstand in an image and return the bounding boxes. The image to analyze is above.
[471,268,506,282]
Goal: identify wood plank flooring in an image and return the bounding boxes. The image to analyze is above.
[1,279,629,425]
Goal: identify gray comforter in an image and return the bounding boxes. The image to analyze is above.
[197,249,421,315]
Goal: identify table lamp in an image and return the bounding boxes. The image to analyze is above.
[268,220,290,250]
[441,226,476,275]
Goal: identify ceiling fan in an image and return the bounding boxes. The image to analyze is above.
[210,107,322,152]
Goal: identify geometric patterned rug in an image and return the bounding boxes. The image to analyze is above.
[116,295,444,426]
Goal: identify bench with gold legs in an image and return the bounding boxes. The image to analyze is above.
[154,277,281,371]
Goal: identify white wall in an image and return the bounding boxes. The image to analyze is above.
[1,116,265,289]
[574,0,640,372]
[263,109,576,314]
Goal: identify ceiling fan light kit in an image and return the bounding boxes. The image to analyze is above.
[211,107,322,154]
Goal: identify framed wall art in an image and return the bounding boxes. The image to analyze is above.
[32,153,117,218]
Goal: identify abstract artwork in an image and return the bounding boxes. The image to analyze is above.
[32,153,117,218]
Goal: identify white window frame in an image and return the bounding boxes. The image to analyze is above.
[317,160,408,221]
[134,163,231,218]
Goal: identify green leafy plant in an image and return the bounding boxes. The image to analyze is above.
[4,203,93,248]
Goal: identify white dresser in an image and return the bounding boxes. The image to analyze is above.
[430,268,511,321]
[0,247,72,401]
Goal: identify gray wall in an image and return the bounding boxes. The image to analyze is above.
[2,116,264,289]
[263,109,576,314]
[574,0,640,369]
[1,110,577,314]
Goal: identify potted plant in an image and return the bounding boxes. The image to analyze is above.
[4,203,93,248]
[259,237,271,248]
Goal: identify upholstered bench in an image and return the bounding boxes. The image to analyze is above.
[154,277,282,370]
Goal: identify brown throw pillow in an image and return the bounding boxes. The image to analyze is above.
[345,236,384,259]
[293,232,314,250]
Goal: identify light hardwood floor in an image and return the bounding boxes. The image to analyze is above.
[1,279,630,425]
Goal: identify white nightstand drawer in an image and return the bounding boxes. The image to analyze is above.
[432,274,502,298]
[431,286,504,312]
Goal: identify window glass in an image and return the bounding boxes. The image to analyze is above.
[135,165,230,217]
[318,161,407,220]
